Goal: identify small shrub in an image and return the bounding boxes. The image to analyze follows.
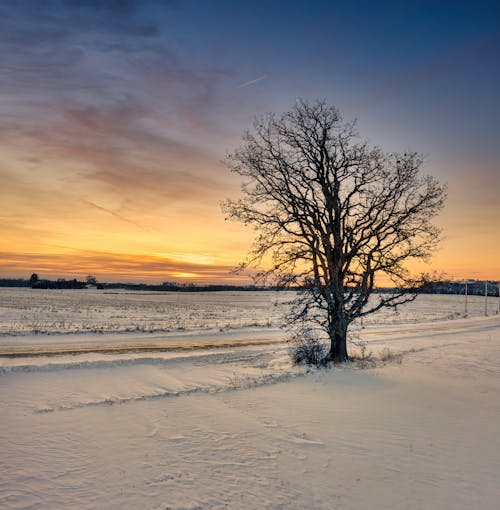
[379,347,402,364]
[290,336,329,367]
[350,342,376,369]
[227,373,256,389]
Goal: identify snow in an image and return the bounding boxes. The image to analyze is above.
[1,288,497,337]
[0,288,290,336]
[1,290,499,509]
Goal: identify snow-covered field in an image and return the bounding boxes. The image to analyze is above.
[0,288,290,336]
[1,289,499,509]
[1,287,497,337]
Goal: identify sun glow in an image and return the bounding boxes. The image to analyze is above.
[170,272,200,279]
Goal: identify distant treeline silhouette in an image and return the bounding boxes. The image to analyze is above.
[0,277,89,289]
[103,281,272,292]
[416,279,499,297]
[0,276,270,292]
[0,277,497,295]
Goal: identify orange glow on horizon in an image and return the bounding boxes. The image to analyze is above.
[1,157,499,285]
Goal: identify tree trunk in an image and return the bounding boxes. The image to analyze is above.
[328,320,349,363]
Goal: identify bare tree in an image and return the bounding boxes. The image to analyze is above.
[29,273,39,288]
[223,100,446,362]
[85,275,98,286]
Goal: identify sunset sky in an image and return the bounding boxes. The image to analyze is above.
[1,0,499,284]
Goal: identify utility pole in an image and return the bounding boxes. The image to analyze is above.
[484,281,488,317]
[464,281,468,316]
[497,281,500,315]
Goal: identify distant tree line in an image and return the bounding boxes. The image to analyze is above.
[0,275,270,292]
[100,281,273,292]
[0,276,497,295]
[28,273,88,289]
[416,278,499,297]
[0,278,27,287]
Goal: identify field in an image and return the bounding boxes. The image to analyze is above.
[1,289,499,509]
[1,288,497,337]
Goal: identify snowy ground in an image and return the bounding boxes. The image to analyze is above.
[0,288,290,336]
[1,288,497,337]
[1,291,499,509]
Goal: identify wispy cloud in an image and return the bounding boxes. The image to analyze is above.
[0,0,238,213]
[80,199,147,231]
[238,75,267,88]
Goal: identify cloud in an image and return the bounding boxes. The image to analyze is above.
[0,0,238,208]
[0,0,227,134]
[0,0,160,94]
[80,199,147,230]
[0,249,244,284]
[238,75,267,88]
[0,80,233,211]
[0,1,248,281]
[54,99,230,202]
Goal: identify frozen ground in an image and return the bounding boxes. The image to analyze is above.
[0,288,290,336]
[0,291,499,509]
[1,288,497,337]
